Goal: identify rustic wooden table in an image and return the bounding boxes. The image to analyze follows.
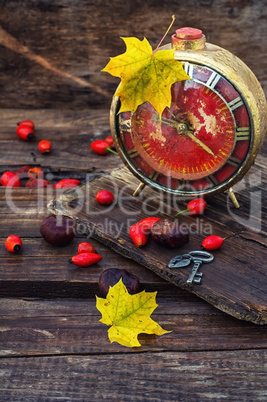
[0,1,266,400]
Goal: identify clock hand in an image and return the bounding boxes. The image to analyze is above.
[162,113,215,157]
[185,130,215,157]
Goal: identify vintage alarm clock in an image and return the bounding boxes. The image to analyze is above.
[110,27,267,206]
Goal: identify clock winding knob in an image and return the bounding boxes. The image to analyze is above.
[172,27,206,50]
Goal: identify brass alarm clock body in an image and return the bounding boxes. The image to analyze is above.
[110,29,267,199]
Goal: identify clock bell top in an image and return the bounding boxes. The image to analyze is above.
[172,27,206,51]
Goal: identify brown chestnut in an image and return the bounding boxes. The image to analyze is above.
[40,215,76,246]
[151,218,189,248]
[98,268,140,297]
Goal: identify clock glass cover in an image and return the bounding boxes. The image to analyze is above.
[116,63,251,195]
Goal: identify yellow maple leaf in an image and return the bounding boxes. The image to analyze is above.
[102,37,190,118]
[96,278,171,348]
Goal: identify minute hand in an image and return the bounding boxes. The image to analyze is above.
[161,117,215,157]
[185,130,215,156]
[166,111,215,157]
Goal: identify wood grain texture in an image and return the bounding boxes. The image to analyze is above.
[0,0,266,109]
[48,162,267,324]
[0,298,266,356]
[0,1,266,396]
[0,109,121,172]
[0,350,266,401]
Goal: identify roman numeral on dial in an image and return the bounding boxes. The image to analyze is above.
[207,175,219,186]
[236,127,250,141]
[149,170,160,181]
[183,62,194,79]
[228,97,244,111]
[206,72,221,89]
[119,117,131,133]
[128,148,139,158]
[227,156,242,167]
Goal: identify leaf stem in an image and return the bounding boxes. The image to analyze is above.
[153,15,176,55]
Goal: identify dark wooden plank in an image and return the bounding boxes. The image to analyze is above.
[48,163,267,324]
[0,350,266,401]
[0,1,266,109]
[0,237,177,298]
[0,298,266,357]
[0,108,121,172]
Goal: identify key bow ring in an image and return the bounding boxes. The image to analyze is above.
[168,250,214,284]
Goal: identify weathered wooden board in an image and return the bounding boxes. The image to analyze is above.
[48,166,267,325]
[1,297,267,357]
[0,350,266,401]
[0,0,266,110]
[0,297,266,402]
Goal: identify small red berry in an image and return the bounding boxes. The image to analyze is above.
[1,171,21,187]
[25,178,50,188]
[28,167,43,179]
[129,224,149,248]
[91,140,118,155]
[17,120,35,129]
[78,242,96,254]
[176,198,207,216]
[16,166,31,178]
[95,190,114,205]
[16,124,35,141]
[38,140,52,153]
[105,136,116,150]
[136,217,160,235]
[69,252,102,267]
[53,179,80,188]
[104,136,114,146]
[5,235,22,253]
[202,235,224,251]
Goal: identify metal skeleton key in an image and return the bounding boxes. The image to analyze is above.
[168,250,214,284]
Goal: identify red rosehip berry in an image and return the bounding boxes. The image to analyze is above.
[5,235,22,253]
[95,190,114,205]
[53,179,80,188]
[105,136,116,150]
[129,224,149,248]
[136,217,160,235]
[25,178,50,188]
[28,167,43,179]
[202,235,224,251]
[77,242,96,254]
[69,252,102,267]
[129,217,160,247]
[104,135,114,146]
[16,124,35,141]
[17,120,35,129]
[1,171,21,187]
[16,165,31,178]
[38,140,52,153]
[176,198,207,216]
[90,140,118,155]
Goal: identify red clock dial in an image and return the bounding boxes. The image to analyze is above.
[117,63,251,195]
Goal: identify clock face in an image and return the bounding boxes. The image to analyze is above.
[116,63,252,195]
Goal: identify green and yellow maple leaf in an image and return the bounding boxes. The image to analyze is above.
[102,37,190,118]
[96,278,171,348]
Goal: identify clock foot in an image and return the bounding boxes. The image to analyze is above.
[227,187,240,208]
[133,182,146,197]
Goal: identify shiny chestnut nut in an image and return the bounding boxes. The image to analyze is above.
[40,215,76,246]
[98,268,140,297]
[151,218,189,249]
